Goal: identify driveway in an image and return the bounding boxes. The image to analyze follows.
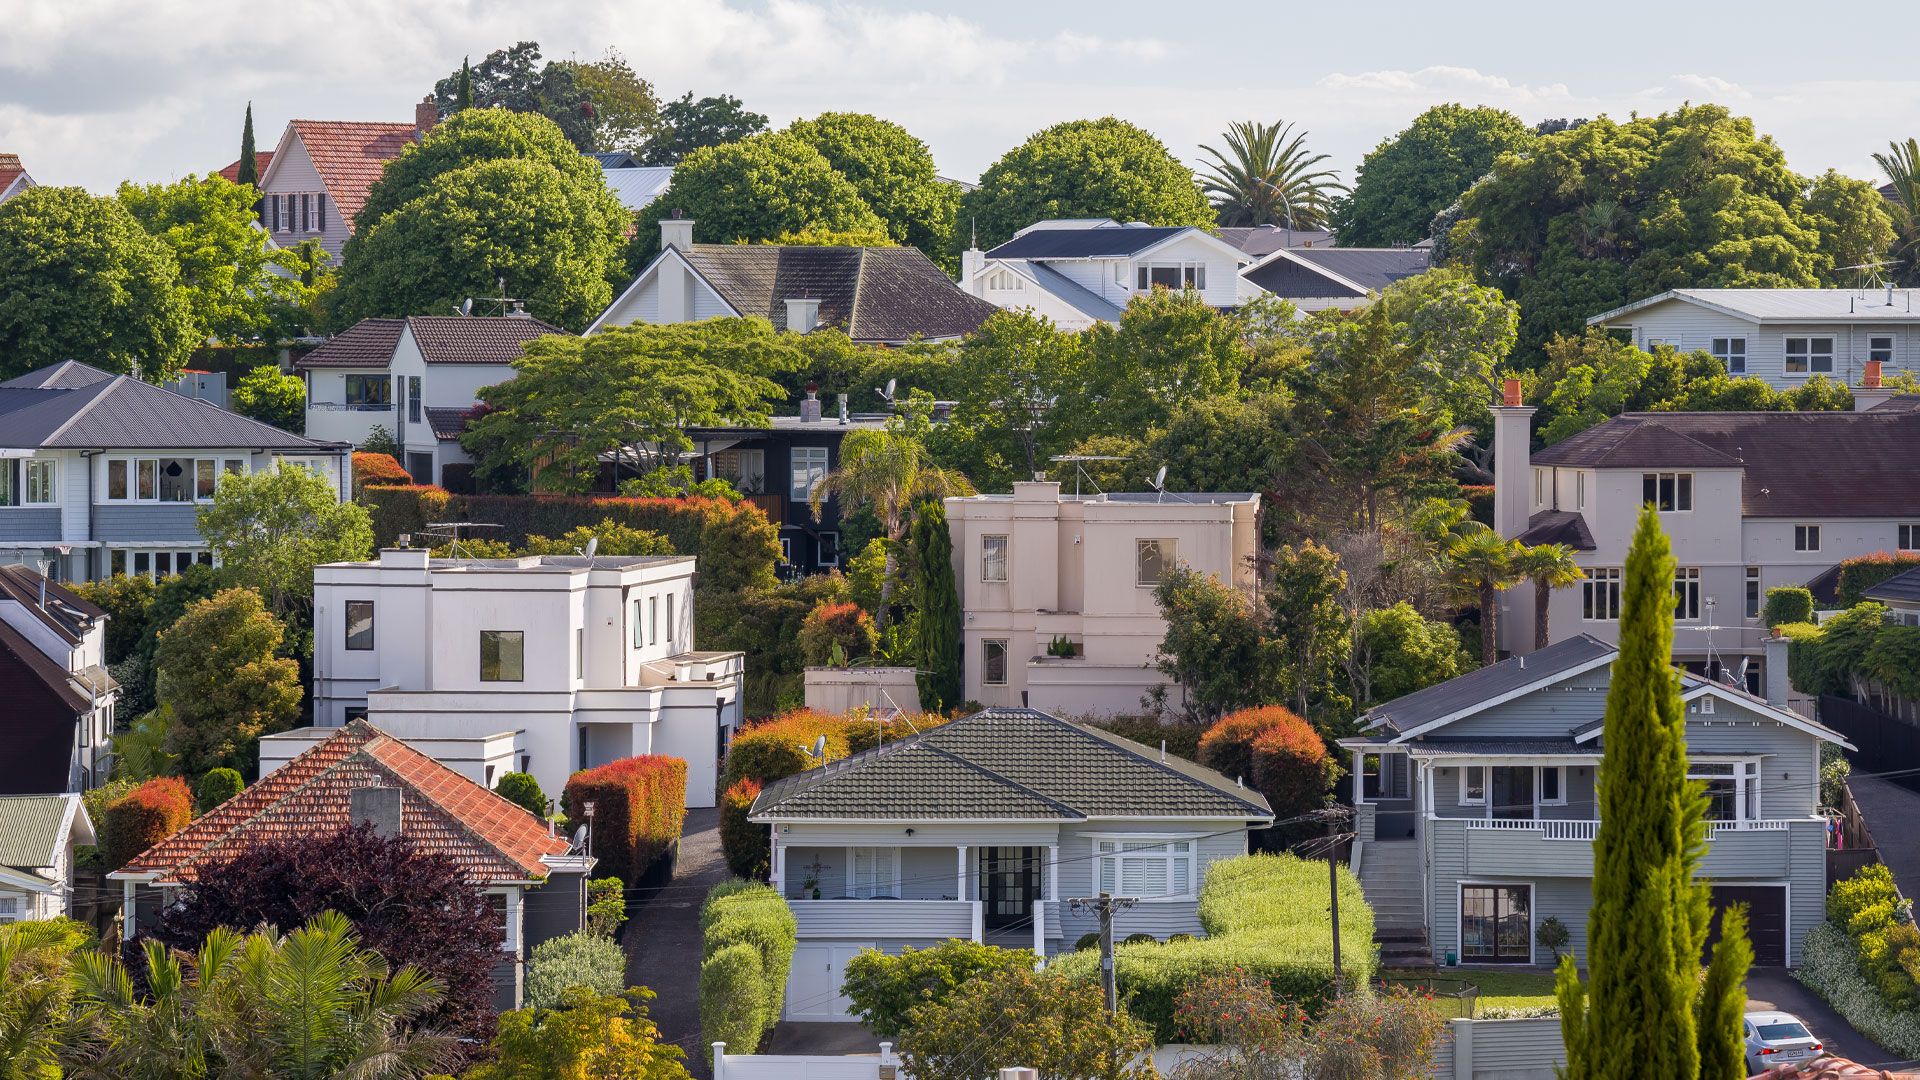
[1744,968,1913,1070]
[1843,776,1920,898]
[624,807,729,1078]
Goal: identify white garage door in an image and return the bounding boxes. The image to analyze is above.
[785,943,870,1021]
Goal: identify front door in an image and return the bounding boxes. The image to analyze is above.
[1491,767,1535,820]
[1460,884,1532,963]
[406,451,434,485]
[980,847,1040,930]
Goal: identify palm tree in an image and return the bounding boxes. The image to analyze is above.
[0,919,91,1080]
[1198,120,1347,230]
[1442,529,1528,666]
[1873,138,1920,287]
[809,429,973,622]
[1518,543,1586,651]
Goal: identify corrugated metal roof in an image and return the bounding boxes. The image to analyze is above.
[0,794,77,869]
[600,165,673,210]
[1591,288,1920,325]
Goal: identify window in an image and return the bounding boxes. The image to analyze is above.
[0,897,18,923]
[1688,761,1739,821]
[107,458,224,502]
[1533,469,1545,506]
[981,535,1008,582]
[851,847,898,898]
[1642,472,1693,512]
[1460,884,1532,962]
[632,599,644,647]
[984,269,1021,291]
[1576,472,1586,510]
[1136,539,1173,587]
[666,594,674,643]
[576,627,584,680]
[1899,524,1919,552]
[480,630,524,682]
[1712,337,1747,374]
[1784,336,1834,374]
[818,532,839,566]
[649,596,658,645]
[158,458,199,502]
[0,460,55,507]
[344,601,374,650]
[107,460,128,500]
[1746,567,1762,619]
[407,377,422,423]
[195,460,216,500]
[790,446,828,502]
[1674,567,1701,621]
[983,639,1008,685]
[1871,336,1894,366]
[1095,838,1194,898]
[23,459,54,504]
[225,459,244,476]
[1137,264,1207,291]
[1583,567,1623,621]
[1540,767,1564,805]
[1460,765,1486,805]
[345,374,391,407]
[1795,524,1821,552]
[137,459,156,500]
[1114,261,1126,284]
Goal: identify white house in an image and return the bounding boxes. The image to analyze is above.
[0,794,94,922]
[0,564,116,793]
[751,708,1272,1021]
[943,482,1261,716]
[1239,246,1430,313]
[295,314,565,485]
[311,549,744,807]
[252,105,433,259]
[960,219,1259,331]
[1586,288,1920,390]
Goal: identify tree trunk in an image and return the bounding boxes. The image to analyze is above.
[1535,577,1552,652]
[1480,582,1497,665]
[877,546,897,630]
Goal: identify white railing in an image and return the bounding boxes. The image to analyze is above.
[713,1041,899,1080]
[1709,819,1792,835]
[1463,819,1598,841]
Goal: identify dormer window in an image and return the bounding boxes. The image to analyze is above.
[984,269,1021,291]
[1642,472,1693,512]
[1137,264,1206,291]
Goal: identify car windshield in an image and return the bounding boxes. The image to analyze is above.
[1757,1023,1811,1041]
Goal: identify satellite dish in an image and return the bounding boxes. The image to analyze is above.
[572,825,588,846]
[584,537,599,559]
[461,297,473,316]
[886,378,897,400]
[813,735,827,758]
[1153,465,1167,490]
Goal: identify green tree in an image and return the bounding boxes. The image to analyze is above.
[959,118,1215,253]
[1350,602,1467,705]
[575,48,666,155]
[786,112,959,263]
[229,364,306,433]
[1333,104,1534,247]
[1198,119,1344,229]
[196,463,374,616]
[1153,567,1272,722]
[843,941,1036,1039]
[639,92,769,167]
[1698,905,1755,1080]
[0,186,195,383]
[470,987,689,1080]
[431,41,597,151]
[236,103,259,189]
[454,56,472,111]
[154,588,302,777]
[897,967,1155,1080]
[1442,529,1527,665]
[1874,139,1920,286]
[952,309,1084,481]
[0,918,91,1080]
[1371,266,1521,431]
[118,174,298,345]
[194,768,244,814]
[1267,541,1350,720]
[1807,169,1899,287]
[910,501,962,713]
[1555,505,1745,1080]
[1070,288,1248,442]
[463,320,794,494]
[495,772,545,817]
[809,428,973,621]
[1518,543,1586,651]
[624,132,887,269]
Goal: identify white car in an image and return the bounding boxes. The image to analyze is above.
[1743,1010,1823,1073]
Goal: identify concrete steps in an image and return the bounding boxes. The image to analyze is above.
[1357,840,1425,933]
[1374,926,1435,970]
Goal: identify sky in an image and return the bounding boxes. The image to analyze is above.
[4,0,1914,195]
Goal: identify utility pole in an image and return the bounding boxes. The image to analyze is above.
[1293,805,1354,998]
[1068,892,1137,1011]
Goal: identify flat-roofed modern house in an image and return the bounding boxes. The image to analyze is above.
[0,564,116,793]
[1491,384,1920,688]
[1340,634,1850,970]
[752,708,1272,1021]
[960,219,1260,331]
[311,549,743,808]
[943,482,1261,716]
[0,793,94,923]
[1239,246,1430,313]
[295,314,566,486]
[0,361,350,583]
[590,219,998,343]
[1586,288,1920,390]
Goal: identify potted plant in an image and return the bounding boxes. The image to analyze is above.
[1046,635,1078,658]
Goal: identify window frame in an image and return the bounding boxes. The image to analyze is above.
[1746,567,1762,619]
[22,459,55,505]
[1092,836,1197,901]
[1711,336,1747,374]
[1870,336,1894,366]
[1459,765,1487,806]
[1136,538,1174,588]
[1794,524,1822,552]
[847,846,900,899]
[479,630,525,683]
[1674,567,1701,622]
[1642,472,1693,512]
[104,456,226,504]
[982,638,1009,686]
[1582,567,1622,621]
[1899,524,1920,553]
[1784,336,1835,374]
[344,374,391,407]
[1136,262,1208,292]
[789,446,829,502]
[981,534,1008,582]
[343,600,375,651]
[1539,766,1565,806]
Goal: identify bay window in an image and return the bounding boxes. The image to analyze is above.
[1688,759,1763,824]
[1095,838,1195,898]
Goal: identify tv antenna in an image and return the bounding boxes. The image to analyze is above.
[420,521,502,561]
[1048,454,1126,498]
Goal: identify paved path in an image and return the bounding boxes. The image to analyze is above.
[1843,776,1920,898]
[625,807,728,1077]
[1744,968,1910,1070]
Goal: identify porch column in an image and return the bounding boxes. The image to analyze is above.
[770,835,784,897]
[1352,750,1365,805]
[956,845,968,901]
[121,879,136,938]
[1047,845,1059,903]
[1033,899,1046,957]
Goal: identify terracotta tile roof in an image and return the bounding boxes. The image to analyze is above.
[406,316,566,363]
[292,318,405,369]
[289,121,416,228]
[217,152,274,185]
[0,153,27,197]
[114,721,570,885]
[1749,1055,1920,1078]
[424,407,471,441]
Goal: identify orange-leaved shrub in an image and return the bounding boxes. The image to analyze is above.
[351,452,412,498]
[1199,706,1335,822]
[103,776,194,871]
[720,778,766,878]
[798,601,880,666]
[564,756,688,884]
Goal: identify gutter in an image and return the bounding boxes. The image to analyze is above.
[80,450,97,578]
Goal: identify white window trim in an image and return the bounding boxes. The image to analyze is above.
[1538,765,1566,806]
[1783,335,1835,375]
[1686,756,1764,825]
[1090,835,1200,902]
[102,456,231,505]
[1674,567,1702,622]
[1136,262,1209,292]
[1899,524,1920,552]
[1712,336,1747,374]
[1794,524,1822,552]
[981,638,1010,686]
[789,446,828,503]
[1457,880,1535,966]
[1459,765,1487,806]
[844,846,899,899]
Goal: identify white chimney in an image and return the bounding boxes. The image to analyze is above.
[1492,378,1536,540]
[659,216,694,253]
[1763,634,1793,712]
[961,247,986,291]
[837,393,850,425]
[785,296,820,335]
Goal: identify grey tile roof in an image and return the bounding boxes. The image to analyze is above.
[681,245,997,343]
[1243,248,1429,297]
[1589,288,1920,325]
[0,794,80,869]
[751,708,1273,821]
[1865,565,1920,606]
[1516,510,1596,550]
[984,225,1193,260]
[0,362,333,450]
[1364,634,1615,736]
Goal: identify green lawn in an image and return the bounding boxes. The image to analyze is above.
[1384,968,1560,1012]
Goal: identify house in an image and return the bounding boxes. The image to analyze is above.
[0,794,94,922]
[1864,565,1920,626]
[252,101,437,259]
[943,482,1261,716]
[310,548,743,808]
[1216,224,1336,257]
[294,314,566,485]
[108,720,594,1011]
[597,160,673,211]
[0,361,351,583]
[0,564,115,793]
[1238,246,1429,313]
[591,218,996,342]
[1339,634,1849,969]
[0,153,37,203]
[959,219,1259,332]
[685,391,888,575]
[750,707,1273,1021]
[1491,381,1920,687]
[1586,288,1920,390]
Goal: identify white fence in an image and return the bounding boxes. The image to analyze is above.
[712,1041,903,1080]
[1430,1016,1565,1080]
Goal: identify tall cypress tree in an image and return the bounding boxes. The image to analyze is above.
[1557,503,1746,1079]
[911,500,962,713]
[1698,905,1755,1079]
[236,102,259,188]
[455,57,473,112]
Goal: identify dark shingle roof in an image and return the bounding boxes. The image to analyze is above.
[1363,634,1615,736]
[681,245,997,343]
[984,225,1193,260]
[0,564,103,644]
[293,319,405,369]
[424,407,470,441]
[1408,738,1594,757]
[1866,565,1920,606]
[1531,410,1920,517]
[1515,510,1596,550]
[1243,248,1429,297]
[407,315,566,363]
[752,709,1273,821]
[0,362,331,450]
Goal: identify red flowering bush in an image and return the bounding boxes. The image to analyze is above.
[564,755,688,884]
[102,776,192,870]
[797,601,879,666]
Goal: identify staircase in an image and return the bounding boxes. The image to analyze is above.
[1357,840,1431,969]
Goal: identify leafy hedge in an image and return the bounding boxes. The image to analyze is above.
[102,777,193,871]
[1785,603,1920,701]
[359,486,779,592]
[563,756,688,885]
[525,930,628,1010]
[699,879,797,1058]
[1797,921,1920,1057]
[1826,864,1920,1007]
[1837,552,1920,608]
[1050,852,1376,1042]
[351,452,411,498]
[1762,587,1814,628]
[843,940,1035,1038]
[720,779,766,879]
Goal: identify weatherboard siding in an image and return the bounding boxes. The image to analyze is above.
[1435,679,1610,739]
[0,508,60,541]
[1606,299,1920,389]
[1684,705,1822,817]
[94,504,203,542]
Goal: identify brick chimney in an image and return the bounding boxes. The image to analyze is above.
[799,382,823,423]
[414,97,438,142]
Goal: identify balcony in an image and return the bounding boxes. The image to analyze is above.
[1453,817,1800,878]
[308,401,395,412]
[788,899,981,942]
